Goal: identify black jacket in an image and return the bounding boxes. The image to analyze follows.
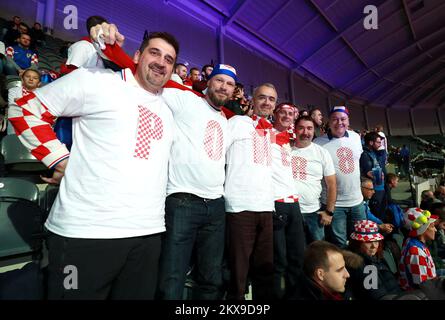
[347,253,402,300]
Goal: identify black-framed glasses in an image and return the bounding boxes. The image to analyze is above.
[361,186,375,191]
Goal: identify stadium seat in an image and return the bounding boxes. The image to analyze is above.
[382,249,398,274]
[0,135,47,173]
[0,178,44,258]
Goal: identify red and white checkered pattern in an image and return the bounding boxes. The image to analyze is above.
[399,239,436,290]
[22,87,31,97]
[350,220,384,242]
[276,195,299,203]
[8,92,69,168]
[203,120,223,161]
[252,130,271,166]
[336,147,355,174]
[280,145,291,167]
[133,105,163,160]
[31,53,38,65]
[5,46,14,58]
[403,207,437,237]
[292,156,307,180]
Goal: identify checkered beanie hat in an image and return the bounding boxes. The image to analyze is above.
[403,207,437,237]
[350,220,384,242]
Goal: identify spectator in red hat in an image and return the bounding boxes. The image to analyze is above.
[346,220,403,299]
[270,102,306,299]
[399,208,438,290]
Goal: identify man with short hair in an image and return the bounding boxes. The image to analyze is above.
[193,64,214,93]
[270,102,306,299]
[4,33,38,76]
[292,116,336,243]
[9,31,179,300]
[225,83,277,300]
[65,16,110,71]
[361,178,394,234]
[298,240,350,300]
[360,131,386,218]
[157,64,237,300]
[314,106,366,248]
[189,67,200,82]
[309,108,324,138]
[171,62,187,84]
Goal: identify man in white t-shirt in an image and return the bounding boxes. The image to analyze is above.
[9,32,179,299]
[292,115,336,243]
[65,16,111,71]
[157,64,237,300]
[313,106,366,248]
[225,83,277,300]
[270,102,306,299]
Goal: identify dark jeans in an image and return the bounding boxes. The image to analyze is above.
[157,193,226,300]
[46,232,161,300]
[226,211,273,300]
[273,201,305,300]
[326,203,366,248]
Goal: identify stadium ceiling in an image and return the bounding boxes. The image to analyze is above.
[167,0,445,109]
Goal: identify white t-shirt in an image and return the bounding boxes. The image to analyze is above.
[36,68,174,239]
[314,130,363,207]
[225,115,274,213]
[66,40,104,69]
[271,139,296,200]
[162,88,227,199]
[291,143,335,213]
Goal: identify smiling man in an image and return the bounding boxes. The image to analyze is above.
[9,31,178,299]
[270,103,306,299]
[158,64,237,300]
[313,106,366,248]
[225,83,278,300]
[291,116,336,243]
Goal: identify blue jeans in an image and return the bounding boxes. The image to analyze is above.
[273,201,305,299]
[302,211,325,243]
[157,193,226,300]
[327,203,366,248]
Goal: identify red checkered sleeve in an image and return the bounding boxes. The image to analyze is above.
[404,246,436,285]
[8,92,70,168]
[31,53,38,65]
[5,46,14,58]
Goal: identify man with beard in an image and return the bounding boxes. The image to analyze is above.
[270,103,306,299]
[314,106,365,248]
[291,116,336,243]
[87,23,236,298]
[225,83,277,300]
[158,64,237,300]
[9,32,178,299]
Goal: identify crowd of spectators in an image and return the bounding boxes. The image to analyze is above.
[1,14,445,301]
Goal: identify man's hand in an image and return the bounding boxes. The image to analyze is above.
[41,158,68,185]
[318,211,333,226]
[378,223,394,234]
[90,22,125,47]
